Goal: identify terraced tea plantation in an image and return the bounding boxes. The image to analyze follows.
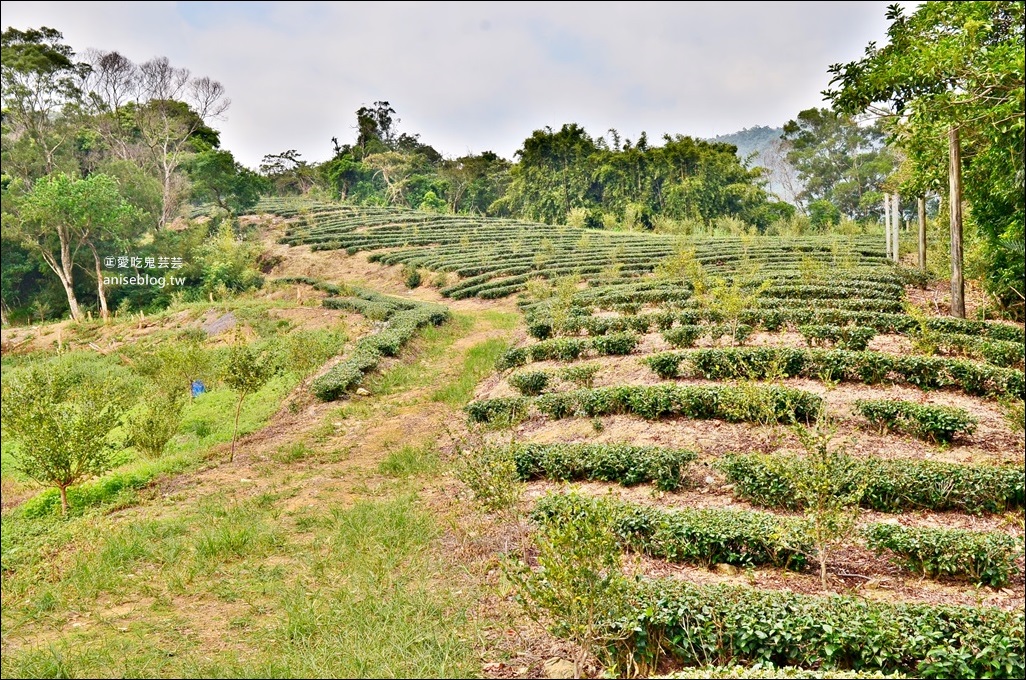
[263,199,1025,678]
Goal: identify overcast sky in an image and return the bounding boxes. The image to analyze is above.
[2,1,900,169]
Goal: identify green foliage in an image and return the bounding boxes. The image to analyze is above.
[781,108,896,222]
[463,396,530,427]
[607,578,1025,678]
[559,362,601,388]
[591,332,638,356]
[133,337,211,395]
[826,2,1025,316]
[470,384,822,425]
[662,324,702,348]
[125,393,184,458]
[855,399,977,444]
[402,264,422,289]
[510,442,695,491]
[863,523,1021,588]
[720,454,1024,514]
[788,424,866,586]
[221,338,275,461]
[312,347,380,401]
[198,221,264,297]
[453,443,524,514]
[650,346,1024,399]
[798,324,876,351]
[505,491,630,677]
[536,493,810,570]
[188,149,267,214]
[508,370,550,396]
[0,360,129,514]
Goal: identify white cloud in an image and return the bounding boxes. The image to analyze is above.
[2,1,897,168]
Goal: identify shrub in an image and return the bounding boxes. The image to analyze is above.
[534,493,810,569]
[527,318,553,340]
[863,523,1022,587]
[453,444,523,514]
[402,264,422,288]
[592,332,639,356]
[798,324,877,351]
[662,325,702,348]
[511,443,695,491]
[464,396,530,427]
[720,454,1024,514]
[467,384,822,425]
[855,399,978,444]
[505,492,630,678]
[559,363,601,387]
[643,353,685,379]
[508,370,551,396]
[126,393,185,458]
[496,347,528,370]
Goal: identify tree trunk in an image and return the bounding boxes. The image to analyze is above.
[949,127,965,318]
[58,484,70,516]
[90,245,111,321]
[918,196,927,271]
[39,244,82,322]
[230,392,245,462]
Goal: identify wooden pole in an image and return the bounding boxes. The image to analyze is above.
[918,196,927,271]
[893,194,901,263]
[884,193,892,259]
[949,127,965,318]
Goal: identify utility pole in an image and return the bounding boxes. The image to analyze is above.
[949,127,965,318]
[917,196,927,271]
[884,193,892,259]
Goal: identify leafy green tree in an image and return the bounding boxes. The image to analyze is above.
[781,108,897,220]
[11,172,137,321]
[126,393,184,458]
[261,149,319,194]
[505,492,630,678]
[221,338,274,462]
[189,149,266,214]
[0,361,128,515]
[825,2,1024,316]
[781,424,866,588]
[1,26,89,178]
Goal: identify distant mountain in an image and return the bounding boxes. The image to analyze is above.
[709,125,783,161]
[707,126,800,203]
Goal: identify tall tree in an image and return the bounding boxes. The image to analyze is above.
[780,108,898,220]
[1,26,88,178]
[825,2,1025,317]
[10,172,136,321]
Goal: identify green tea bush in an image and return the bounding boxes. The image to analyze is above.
[534,493,810,569]
[464,396,531,426]
[510,443,695,490]
[798,324,876,351]
[648,347,1024,399]
[662,324,703,348]
[559,363,601,387]
[855,399,977,444]
[592,332,639,356]
[720,454,1024,514]
[605,579,1025,678]
[508,370,551,396]
[469,384,822,425]
[863,523,1021,587]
